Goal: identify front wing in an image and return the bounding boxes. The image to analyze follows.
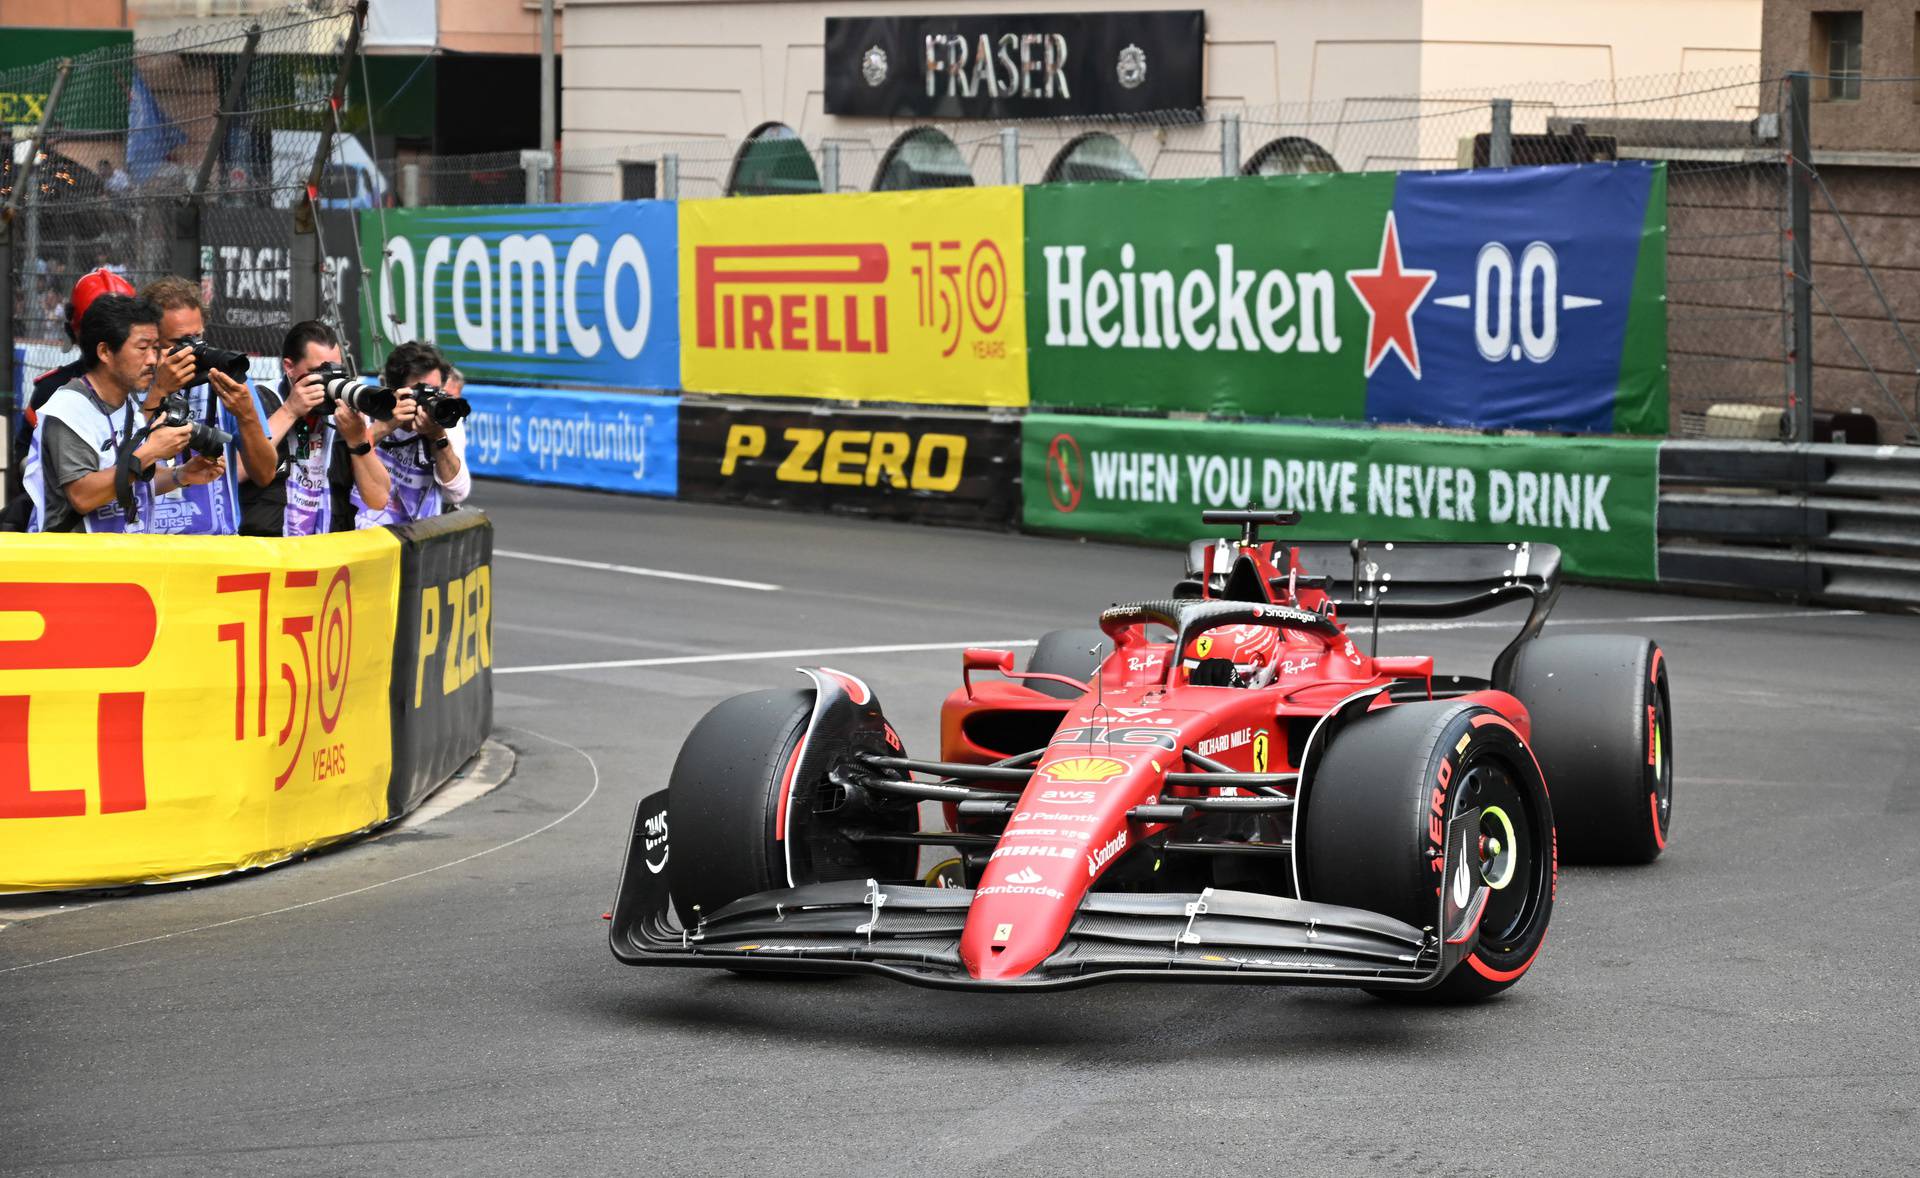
[609,790,1489,992]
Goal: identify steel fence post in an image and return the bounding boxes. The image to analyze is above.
[662,153,679,200]
[0,56,70,466]
[1000,127,1020,185]
[401,163,421,207]
[1220,111,1241,176]
[1489,98,1513,167]
[821,142,841,194]
[520,150,553,204]
[1787,72,1814,444]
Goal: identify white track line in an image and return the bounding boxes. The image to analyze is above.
[496,549,781,592]
[497,639,1041,677]
[0,725,597,976]
[495,607,1865,677]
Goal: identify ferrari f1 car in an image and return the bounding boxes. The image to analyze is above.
[610,511,1674,999]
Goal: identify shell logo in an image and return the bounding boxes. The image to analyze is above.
[1044,757,1128,783]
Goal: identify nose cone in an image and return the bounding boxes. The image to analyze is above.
[959,853,1081,981]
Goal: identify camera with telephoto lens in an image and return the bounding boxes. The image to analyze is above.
[167,334,251,382]
[310,362,397,420]
[409,383,470,430]
[155,390,233,459]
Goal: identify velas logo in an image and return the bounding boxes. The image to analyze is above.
[694,243,890,355]
[1045,432,1082,513]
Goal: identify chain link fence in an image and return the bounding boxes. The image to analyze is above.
[2,3,359,364]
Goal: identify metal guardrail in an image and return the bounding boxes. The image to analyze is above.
[1659,440,1920,608]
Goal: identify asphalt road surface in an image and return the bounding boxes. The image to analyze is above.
[6,481,1919,1175]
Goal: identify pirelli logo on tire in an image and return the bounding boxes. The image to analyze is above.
[678,402,1018,527]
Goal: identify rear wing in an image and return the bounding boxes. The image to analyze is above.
[1182,539,1562,690]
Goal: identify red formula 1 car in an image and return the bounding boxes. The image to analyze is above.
[611,511,1674,999]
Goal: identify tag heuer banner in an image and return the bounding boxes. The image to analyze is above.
[1026,163,1668,434]
[679,187,1028,407]
[1023,414,1660,581]
[362,201,680,390]
[825,11,1203,119]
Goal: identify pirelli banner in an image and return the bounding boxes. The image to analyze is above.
[678,187,1028,408]
[679,400,1019,526]
[0,518,493,891]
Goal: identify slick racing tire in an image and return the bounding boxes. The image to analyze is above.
[1509,635,1672,865]
[666,687,913,929]
[1301,701,1555,1003]
[1024,628,1109,700]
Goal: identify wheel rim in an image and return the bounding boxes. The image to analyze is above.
[1460,759,1547,949]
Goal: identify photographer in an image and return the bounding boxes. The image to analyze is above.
[356,340,470,527]
[1,269,137,531]
[139,277,277,535]
[22,295,223,533]
[244,321,390,536]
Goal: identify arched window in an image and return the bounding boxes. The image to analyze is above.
[1242,136,1341,176]
[725,122,821,196]
[872,127,975,191]
[1042,132,1148,184]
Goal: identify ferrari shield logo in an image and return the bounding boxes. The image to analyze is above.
[1195,636,1213,658]
[1252,731,1270,773]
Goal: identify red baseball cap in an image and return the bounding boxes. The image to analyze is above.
[68,267,136,335]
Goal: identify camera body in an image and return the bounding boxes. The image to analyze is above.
[155,390,233,459]
[168,334,251,382]
[309,363,397,421]
[410,383,471,430]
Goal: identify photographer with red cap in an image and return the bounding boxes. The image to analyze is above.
[1,268,136,529]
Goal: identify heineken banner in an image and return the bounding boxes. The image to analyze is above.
[1026,163,1668,434]
[1024,414,1660,581]
[361,201,679,389]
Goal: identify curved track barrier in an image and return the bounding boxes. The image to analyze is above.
[0,513,493,892]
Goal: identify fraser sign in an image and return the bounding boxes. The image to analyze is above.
[361,201,679,390]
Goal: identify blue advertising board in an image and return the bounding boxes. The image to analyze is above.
[362,201,680,391]
[462,384,679,496]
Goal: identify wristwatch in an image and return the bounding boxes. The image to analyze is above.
[430,437,451,452]
[347,441,372,456]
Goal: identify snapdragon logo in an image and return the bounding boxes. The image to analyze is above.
[378,232,654,359]
[1042,243,1342,357]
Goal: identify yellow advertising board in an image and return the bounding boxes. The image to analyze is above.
[0,531,401,890]
[678,186,1028,407]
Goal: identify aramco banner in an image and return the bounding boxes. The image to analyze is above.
[1025,163,1668,434]
[678,187,1028,408]
[362,201,679,390]
[1023,414,1660,581]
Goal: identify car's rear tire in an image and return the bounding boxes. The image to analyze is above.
[1025,628,1107,699]
[666,687,913,929]
[1300,700,1555,1003]
[1509,635,1672,865]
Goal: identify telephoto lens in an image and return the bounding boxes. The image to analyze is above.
[413,385,472,429]
[173,335,252,382]
[312,363,398,421]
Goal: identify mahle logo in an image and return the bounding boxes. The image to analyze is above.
[1042,242,1343,358]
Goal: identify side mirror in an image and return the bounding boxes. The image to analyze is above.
[961,648,1017,698]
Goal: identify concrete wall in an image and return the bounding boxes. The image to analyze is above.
[1763,0,1920,153]
[0,0,126,26]
[439,0,565,55]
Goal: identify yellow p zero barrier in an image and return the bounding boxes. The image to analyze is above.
[0,531,401,891]
[679,186,1029,407]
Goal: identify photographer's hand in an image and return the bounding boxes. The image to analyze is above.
[334,404,368,445]
[151,344,197,399]
[173,455,227,487]
[209,370,277,488]
[135,424,195,466]
[287,372,326,417]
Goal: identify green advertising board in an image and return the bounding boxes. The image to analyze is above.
[1025,163,1668,435]
[1024,414,1660,581]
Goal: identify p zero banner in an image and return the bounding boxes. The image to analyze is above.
[0,532,402,890]
[680,400,1019,526]
[362,201,679,390]
[679,187,1028,408]
[462,383,679,496]
[824,10,1204,119]
[1025,414,1659,581]
[1026,163,1669,434]
[388,512,493,817]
